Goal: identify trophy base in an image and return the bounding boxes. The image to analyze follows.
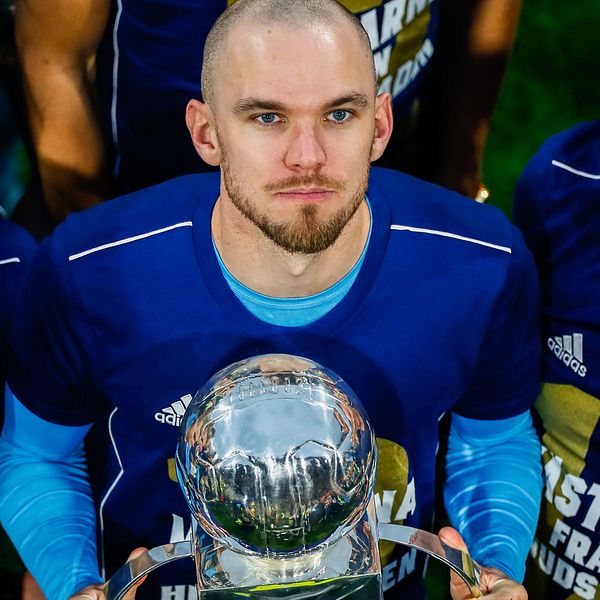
[198,573,382,599]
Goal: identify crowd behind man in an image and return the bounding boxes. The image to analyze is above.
[12,0,520,236]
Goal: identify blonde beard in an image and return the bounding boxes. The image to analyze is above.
[219,148,370,255]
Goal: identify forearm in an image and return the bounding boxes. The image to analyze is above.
[433,0,522,197]
[444,411,542,582]
[16,0,113,222]
[21,66,112,220]
[0,438,101,599]
[0,391,100,599]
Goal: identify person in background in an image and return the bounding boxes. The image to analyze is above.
[1,1,540,598]
[13,0,520,234]
[513,119,600,600]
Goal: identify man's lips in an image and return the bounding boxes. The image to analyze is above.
[273,188,336,201]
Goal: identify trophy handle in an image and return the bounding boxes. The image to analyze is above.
[103,540,194,600]
[378,523,482,598]
[102,526,482,598]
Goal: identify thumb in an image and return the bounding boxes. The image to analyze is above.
[127,547,149,561]
[112,547,149,600]
[438,527,480,600]
[439,526,469,551]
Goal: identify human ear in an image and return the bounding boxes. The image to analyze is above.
[186,99,222,166]
[370,93,393,162]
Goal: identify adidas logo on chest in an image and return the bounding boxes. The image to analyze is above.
[547,333,587,378]
[155,394,193,427]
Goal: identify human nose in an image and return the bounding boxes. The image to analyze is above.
[283,122,326,171]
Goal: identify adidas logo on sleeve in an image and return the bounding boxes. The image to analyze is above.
[547,333,587,377]
[155,394,193,427]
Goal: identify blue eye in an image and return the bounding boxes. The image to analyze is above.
[328,109,350,123]
[257,113,280,125]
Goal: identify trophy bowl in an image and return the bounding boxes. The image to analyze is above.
[175,354,377,557]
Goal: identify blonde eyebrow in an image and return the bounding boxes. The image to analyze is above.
[232,98,287,114]
[322,93,370,110]
[232,92,371,115]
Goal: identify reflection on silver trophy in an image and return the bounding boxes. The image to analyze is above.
[104,354,482,599]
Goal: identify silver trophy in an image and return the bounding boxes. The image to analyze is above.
[105,355,481,599]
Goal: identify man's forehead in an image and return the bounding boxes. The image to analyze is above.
[216,20,375,101]
[226,18,365,53]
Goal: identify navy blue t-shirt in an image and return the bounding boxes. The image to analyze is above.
[0,221,36,394]
[514,120,600,600]
[9,167,538,598]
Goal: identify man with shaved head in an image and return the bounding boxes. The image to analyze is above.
[2,1,540,598]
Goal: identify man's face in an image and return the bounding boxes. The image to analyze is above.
[207,20,390,254]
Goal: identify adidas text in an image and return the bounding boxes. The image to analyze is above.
[155,394,193,427]
[547,337,587,378]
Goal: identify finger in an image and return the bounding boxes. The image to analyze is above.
[480,577,528,600]
[438,526,468,551]
[108,547,150,600]
[68,584,106,599]
[437,527,479,600]
[127,546,149,561]
[22,572,45,600]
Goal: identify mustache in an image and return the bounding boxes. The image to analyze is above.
[264,174,345,192]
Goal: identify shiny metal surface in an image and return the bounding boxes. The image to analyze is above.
[176,354,377,556]
[103,354,483,599]
[194,500,381,592]
[378,523,482,598]
[103,541,193,600]
[103,522,483,599]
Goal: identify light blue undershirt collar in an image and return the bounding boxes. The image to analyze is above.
[213,197,372,327]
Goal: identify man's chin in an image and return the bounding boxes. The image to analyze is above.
[263,224,347,255]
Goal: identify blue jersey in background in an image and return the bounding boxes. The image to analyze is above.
[514,120,600,600]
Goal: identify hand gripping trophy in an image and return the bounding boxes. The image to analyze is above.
[104,354,482,599]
